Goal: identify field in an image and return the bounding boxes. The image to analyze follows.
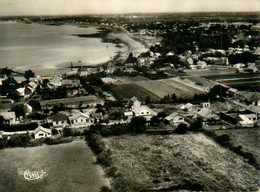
[135,77,214,98]
[203,72,260,91]
[0,141,109,192]
[214,128,260,165]
[184,65,237,77]
[103,133,259,191]
[111,83,160,101]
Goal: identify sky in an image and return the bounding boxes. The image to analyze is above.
[0,0,259,16]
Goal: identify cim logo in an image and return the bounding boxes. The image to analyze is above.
[19,170,46,181]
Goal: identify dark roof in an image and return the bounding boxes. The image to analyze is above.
[52,113,67,121]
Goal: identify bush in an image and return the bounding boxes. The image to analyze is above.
[215,134,231,147]
[51,128,59,135]
[128,117,146,133]
[0,134,32,149]
[190,118,203,132]
[175,123,188,134]
[101,124,128,136]
[86,133,105,154]
[100,186,112,192]
[44,137,73,145]
[63,128,74,137]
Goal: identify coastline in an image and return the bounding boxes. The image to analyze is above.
[1,21,148,76]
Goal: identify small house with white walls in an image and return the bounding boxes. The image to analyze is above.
[52,113,68,128]
[69,112,93,127]
[34,126,52,139]
[201,102,210,108]
[131,98,157,121]
[165,112,188,126]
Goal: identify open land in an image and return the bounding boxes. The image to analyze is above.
[0,12,260,192]
[111,83,160,101]
[102,133,259,191]
[214,128,260,165]
[0,141,109,192]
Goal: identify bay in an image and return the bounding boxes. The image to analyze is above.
[0,22,119,75]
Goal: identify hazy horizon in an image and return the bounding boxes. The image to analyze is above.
[0,0,259,16]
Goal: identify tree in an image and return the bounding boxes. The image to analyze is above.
[175,123,188,134]
[125,52,137,64]
[28,100,41,111]
[145,96,152,104]
[7,91,21,102]
[12,104,25,119]
[24,70,35,81]
[150,116,160,126]
[128,117,146,133]
[190,118,203,132]
[0,116,4,125]
[100,186,112,192]
[215,134,231,147]
[157,112,167,119]
[51,129,59,135]
[171,94,178,103]
[0,67,13,76]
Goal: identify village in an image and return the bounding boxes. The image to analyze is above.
[0,55,259,142]
[0,12,260,192]
[0,14,260,143]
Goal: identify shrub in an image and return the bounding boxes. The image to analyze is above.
[63,128,74,137]
[215,134,231,147]
[128,117,146,133]
[190,118,203,132]
[100,186,112,192]
[175,123,188,134]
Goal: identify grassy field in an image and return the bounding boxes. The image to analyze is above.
[135,77,212,98]
[0,141,109,192]
[103,133,259,191]
[112,76,216,101]
[184,65,237,77]
[214,128,260,165]
[111,83,160,101]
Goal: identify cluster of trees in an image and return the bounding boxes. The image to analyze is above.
[80,73,114,97]
[175,118,203,134]
[193,85,228,102]
[228,52,258,64]
[0,123,38,132]
[0,134,32,149]
[159,23,255,56]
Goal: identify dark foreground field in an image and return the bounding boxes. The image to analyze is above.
[0,141,109,192]
[215,128,260,165]
[102,133,259,191]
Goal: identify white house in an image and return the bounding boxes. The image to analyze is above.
[69,112,93,127]
[180,103,197,112]
[197,61,207,69]
[197,108,218,120]
[52,113,68,128]
[165,112,187,126]
[34,126,52,139]
[242,113,257,123]
[201,102,210,108]
[238,115,254,127]
[0,110,17,125]
[246,105,260,116]
[0,106,18,125]
[24,104,33,116]
[131,99,157,121]
[49,76,62,88]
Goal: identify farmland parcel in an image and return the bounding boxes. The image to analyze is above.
[101,133,259,191]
